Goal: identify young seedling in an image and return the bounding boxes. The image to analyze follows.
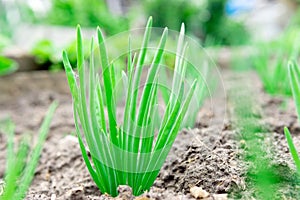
[229,81,277,199]
[0,101,57,200]
[62,17,198,196]
[254,28,300,96]
[254,44,291,96]
[285,60,300,173]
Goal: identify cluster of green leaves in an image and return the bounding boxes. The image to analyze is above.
[63,18,199,196]
[30,37,95,71]
[0,33,17,76]
[253,28,300,96]
[285,61,300,173]
[0,102,57,200]
[142,0,249,46]
[0,56,18,76]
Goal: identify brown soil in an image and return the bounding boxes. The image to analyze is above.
[0,70,299,199]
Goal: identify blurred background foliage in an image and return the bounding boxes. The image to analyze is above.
[38,0,129,35]
[0,0,250,45]
[0,0,300,73]
[143,0,249,46]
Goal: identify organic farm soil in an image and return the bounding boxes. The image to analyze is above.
[0,70,299,199]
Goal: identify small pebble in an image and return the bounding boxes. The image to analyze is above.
[190,186,210,199]
[51,193,56,200]
[64,186,85,200]
[135,197,151,200]
[212,193,228,200]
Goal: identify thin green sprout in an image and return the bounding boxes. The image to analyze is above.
[284,127,300,173]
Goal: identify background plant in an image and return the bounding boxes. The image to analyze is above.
[63,17,200,196]
[285,60,300,173]
[12,0,128,36]
[0,102,57,200]
[0,32,17,76]
[253,29,300,96]
[228,79,295,199]
[30,38,91,71]
[0,56,18,76]
[142,0,249,46]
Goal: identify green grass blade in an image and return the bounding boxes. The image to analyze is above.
[284,127,300,173]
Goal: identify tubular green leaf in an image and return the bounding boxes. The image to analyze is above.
[97,27,118,146]
[284,127,300,173]
[62,50,78,101]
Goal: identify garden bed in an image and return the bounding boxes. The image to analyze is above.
[0,69,299,199]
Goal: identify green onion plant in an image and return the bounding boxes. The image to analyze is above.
[0,101,57,200]
[254,44,291,96]
[229,80,279,199]
[285,60,300,173]
[253,30,300,96]
[63,17,199,196]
